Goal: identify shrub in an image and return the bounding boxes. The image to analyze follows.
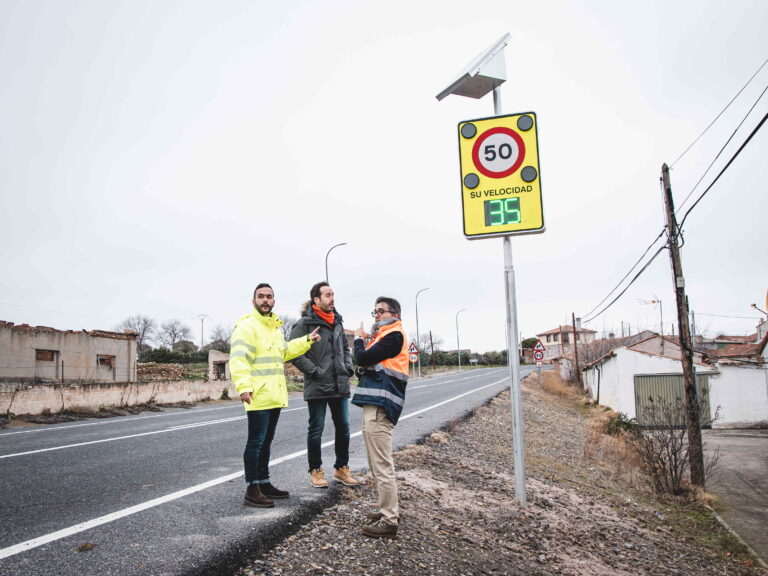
[601,412,640,436]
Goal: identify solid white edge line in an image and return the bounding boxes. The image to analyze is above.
[0,372,508,560]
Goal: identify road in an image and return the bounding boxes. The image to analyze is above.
[0,367,530,576]
[704,429,768,564]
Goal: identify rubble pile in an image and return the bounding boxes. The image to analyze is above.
[137,363,186,381]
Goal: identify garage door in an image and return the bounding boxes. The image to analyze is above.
[634,373,712,428]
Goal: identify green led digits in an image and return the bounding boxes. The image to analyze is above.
[484,197,521,226]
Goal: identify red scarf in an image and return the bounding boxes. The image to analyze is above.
[312,305,335,326]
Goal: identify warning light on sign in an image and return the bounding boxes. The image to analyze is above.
[457,112,544,239]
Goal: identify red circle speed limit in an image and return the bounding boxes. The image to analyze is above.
[471,127,526,179]
[533,351,544,361]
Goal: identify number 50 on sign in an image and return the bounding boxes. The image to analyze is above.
[457,112,545,239]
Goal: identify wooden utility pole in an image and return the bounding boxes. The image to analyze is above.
[571,313,581,389]
[661,163,705,488]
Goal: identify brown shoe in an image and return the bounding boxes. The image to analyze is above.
[333,466,360,486]
[244,485,274,508]
[366,511,383,522]
[261,482,289,499]
[362,519,398,539]
[310,468,329,488]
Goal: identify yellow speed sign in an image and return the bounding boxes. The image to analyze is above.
[457,112,544,239]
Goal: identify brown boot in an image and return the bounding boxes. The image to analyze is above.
[243,484,274,508]
[362,519,398,539]
[333,465,360,486]
[261,482,289,499]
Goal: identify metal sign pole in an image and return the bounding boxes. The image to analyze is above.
[496,87,526,508]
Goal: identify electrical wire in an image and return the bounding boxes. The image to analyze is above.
[679,111,768,230]
[670,56,768,169]
[676,81,768,213]
[582,244,667,324]
[581,229,667,321]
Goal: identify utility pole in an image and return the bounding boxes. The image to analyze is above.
[571,313,581,389]
[195,314,210,350]
[661,163,705,488]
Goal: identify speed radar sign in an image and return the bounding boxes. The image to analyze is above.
[458,112,544,239]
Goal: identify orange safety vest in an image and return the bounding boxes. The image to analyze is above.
[367,320,409,381]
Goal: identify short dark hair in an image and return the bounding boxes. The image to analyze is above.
[310,281,329,301]
[253,283,273,299]
[375,296,401,317]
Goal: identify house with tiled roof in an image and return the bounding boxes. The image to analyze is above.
[535,320,597,362]
[582,331,768,428]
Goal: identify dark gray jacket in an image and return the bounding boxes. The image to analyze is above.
[289,305,353,400]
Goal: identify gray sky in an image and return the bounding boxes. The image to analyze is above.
[1,0,766,353]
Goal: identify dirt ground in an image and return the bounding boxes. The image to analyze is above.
[235,372,766,576]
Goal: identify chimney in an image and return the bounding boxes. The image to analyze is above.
[574,317,582,329]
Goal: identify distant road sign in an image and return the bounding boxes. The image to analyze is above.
[533,350,544,361]
[409,354,418,363]
[533,340,545,352]
[408,342,419,354]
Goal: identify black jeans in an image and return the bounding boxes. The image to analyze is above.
[244,408,280,485]
[307,398,350,472]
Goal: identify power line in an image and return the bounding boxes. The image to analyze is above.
[583,245,667,324]
[676,81,768,213]
[581,229,666,321]
[670,56,768,169]
[679,111,768,230]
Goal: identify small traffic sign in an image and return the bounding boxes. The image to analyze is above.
[408,342,419,354]
[458,112,544,239]
[533,350,544,361]
[409,354,418,363]
[533,340,545,352]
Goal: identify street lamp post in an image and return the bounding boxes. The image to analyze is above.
[415,287,429,378]
[325,243,347,285]
[456,309,466,371]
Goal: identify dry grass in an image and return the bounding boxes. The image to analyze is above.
[525,369,579,397]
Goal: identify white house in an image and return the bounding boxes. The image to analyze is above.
[582,333,768,428]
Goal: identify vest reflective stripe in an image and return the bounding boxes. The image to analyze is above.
[231,339,257,352]
[353,386,405,407]
[250,367,285,377]
[368,321,409,381]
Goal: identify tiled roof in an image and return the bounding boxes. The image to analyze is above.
[536,325,597,336]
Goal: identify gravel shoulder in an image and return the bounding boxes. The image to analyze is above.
[235,372,766,576]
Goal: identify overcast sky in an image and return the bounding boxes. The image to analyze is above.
[1,0,766,354]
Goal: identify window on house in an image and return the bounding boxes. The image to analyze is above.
[563,333,569,343]
[546,335,551,342]
[553,334,559,342]
[36,349,57,362]
[97,355,116,368]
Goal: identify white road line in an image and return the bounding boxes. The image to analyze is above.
[0,398,312,437]
[0,416,244,459]
[0,375,508,560]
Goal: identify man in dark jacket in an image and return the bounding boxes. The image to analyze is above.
[290,282,359,488]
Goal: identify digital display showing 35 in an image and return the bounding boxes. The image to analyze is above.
[484,197,521,226]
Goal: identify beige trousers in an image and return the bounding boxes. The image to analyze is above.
[362,405,398,526]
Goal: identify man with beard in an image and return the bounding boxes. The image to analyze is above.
[290,281,359,488]
[230,283,320,508]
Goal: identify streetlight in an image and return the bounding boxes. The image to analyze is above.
[194,313,210,350]
[325,243,347,285]
[455,309,466,371]
[415,287,429,378]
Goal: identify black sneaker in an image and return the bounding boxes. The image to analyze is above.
[260,482,289,499]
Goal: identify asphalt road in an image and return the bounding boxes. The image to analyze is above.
[0,366,531,576]
[704,429,768,564]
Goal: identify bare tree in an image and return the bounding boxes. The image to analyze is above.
[116,314,156,355]
[208,323,233,353]
[280,315,298,341]
[158,319,192,350]
[624,396,720,495]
